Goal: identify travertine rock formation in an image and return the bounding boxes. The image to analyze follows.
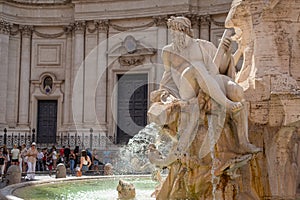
[226,0,300,199]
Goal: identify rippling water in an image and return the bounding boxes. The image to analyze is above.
[13,177,156,200]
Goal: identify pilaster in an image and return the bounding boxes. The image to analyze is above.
[18,25,33,126]
[72,21,85,126]
[154,16,168,86]
[63,24,74,125]
[6,26,21,128]
[199,15,211,41]
[95,20,109,126]
[83,20,99,125]
[0,20,11,125]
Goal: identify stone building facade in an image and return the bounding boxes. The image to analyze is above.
[0,0,232,148]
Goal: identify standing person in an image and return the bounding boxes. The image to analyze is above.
[20,144,27,173]
[79,150,91,174]
[2,145,10,175]
[36,148,44,171]
[64,145,71,165]
[59,146,64,157]
[51,146,57,170]
[46,149,53,176]
[42,148,47,171]
[18,145,22,172]
[69,150,76,175]
[0,151,5,179]
[74,146,80,166]
[25,142,38,181]
[11,144,20,165]
[59,146,65,164]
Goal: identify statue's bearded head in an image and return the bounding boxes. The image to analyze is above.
[167,16,193,52]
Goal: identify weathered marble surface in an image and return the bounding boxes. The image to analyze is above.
[226,0,300,199]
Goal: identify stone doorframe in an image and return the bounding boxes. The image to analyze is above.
[107,67,155,144]
[30,72,64,141]
[107,35,157,144]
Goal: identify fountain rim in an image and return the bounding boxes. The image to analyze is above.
[0,174,153,200]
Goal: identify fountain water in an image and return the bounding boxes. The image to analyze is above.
[114,123,173,175]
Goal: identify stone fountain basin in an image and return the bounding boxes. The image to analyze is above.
[0,175,156,200]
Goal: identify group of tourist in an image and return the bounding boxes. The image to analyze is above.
[0,143,107,181]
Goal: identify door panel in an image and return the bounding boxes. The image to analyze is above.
[37,100,57,144]
[117,74,148,144]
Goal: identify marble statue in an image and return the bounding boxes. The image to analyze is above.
[147,15,262,199]
[117,179,136,199]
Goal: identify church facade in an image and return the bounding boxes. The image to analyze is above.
[0,0,232,148]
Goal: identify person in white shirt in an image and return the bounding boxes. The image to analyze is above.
[11,144,20,165]
[25,142,38,181]
[36,148,44,171]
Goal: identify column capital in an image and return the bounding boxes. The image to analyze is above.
[153,15,168,27]
[199,15,212,25]
[19,25,33,37]
[64,23,75,35]
[0,20,13,35]
[95,20,109,33]
[185,14,200,27]
[74,21,86,33]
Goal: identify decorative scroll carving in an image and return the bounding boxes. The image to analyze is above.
[0,20,12,35]
[109,35,156,67]
[119,55,145,66]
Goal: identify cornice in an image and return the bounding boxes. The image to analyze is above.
[0,0,74,26]
[5,0,71,6]
[0,1,229,33]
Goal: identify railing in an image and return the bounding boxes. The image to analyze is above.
[0,129,117,150]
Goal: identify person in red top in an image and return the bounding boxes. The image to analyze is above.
[59,146,64,158]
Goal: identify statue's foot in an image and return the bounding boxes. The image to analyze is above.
[227,101,243,113]
[240,143,262,154]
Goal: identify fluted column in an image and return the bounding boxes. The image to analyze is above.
[72,21,85,126]
[95,20,108,125]
[200,15,211,41]
[84,21,99,124]
[18,25,33,126]
[0,21,11,125]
